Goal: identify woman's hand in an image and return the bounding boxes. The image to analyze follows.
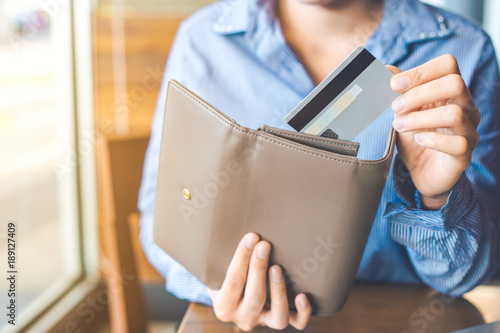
[208,233,311,331]
[387,55,480,210]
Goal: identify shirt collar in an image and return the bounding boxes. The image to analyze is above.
[211,0,258,35]
[214,0,316,95]
[388,0,452,44]
[367,0,453,65]
[213,0,454,44]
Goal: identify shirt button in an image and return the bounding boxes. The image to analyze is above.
[213,23,223,31]
[419,33,427,39]
[429,32,436,38]
[437,16,445,23]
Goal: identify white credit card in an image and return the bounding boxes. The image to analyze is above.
[285,46,400,141]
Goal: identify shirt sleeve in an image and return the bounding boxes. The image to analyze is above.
[384,37,500,297]
[137,22,212,305]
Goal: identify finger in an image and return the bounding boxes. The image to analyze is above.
[289,294,312,331]
[217,233,260,313]
[239,241,271,325]
[391,54,461,93]
[392,74,472,114]
[392,104,475,136]
[414,132,471,156]
[386,65,402,75]
[260,265,289,330]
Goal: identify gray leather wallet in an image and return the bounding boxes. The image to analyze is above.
[153,80,395,315]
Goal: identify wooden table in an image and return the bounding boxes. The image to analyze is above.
[177,283,500,333]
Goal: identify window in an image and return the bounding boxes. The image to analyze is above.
[0,0,97,331]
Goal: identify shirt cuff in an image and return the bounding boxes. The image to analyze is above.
[384,154,473,231]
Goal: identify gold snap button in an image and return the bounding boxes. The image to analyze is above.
[183,188,191,200]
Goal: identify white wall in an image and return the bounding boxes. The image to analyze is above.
[483,0,500,57]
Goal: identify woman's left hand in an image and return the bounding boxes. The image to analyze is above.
[387,55,481,210]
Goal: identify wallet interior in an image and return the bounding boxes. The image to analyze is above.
[259,125,359,156]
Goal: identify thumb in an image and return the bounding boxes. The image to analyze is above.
[207,288,219,301]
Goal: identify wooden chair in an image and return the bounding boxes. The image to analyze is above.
[93,11,194,333]
[98,131,164,333]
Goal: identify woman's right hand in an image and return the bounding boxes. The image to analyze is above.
[207,232,312,331]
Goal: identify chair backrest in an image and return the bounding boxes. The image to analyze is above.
[93,9,188,332]
[98,131,163,333]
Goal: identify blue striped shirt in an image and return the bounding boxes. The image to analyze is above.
[138,0,500,305]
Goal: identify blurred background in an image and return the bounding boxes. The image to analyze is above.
[0,0,498,332]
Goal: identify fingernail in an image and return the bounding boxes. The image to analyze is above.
[271,266,283,283]
[415,133,430,146]
[393,116,407,130]
[246,234,258,250]
[299,295,308,309]
[257,242,270,259]
[392,95,406,112]
[391,76,411,91]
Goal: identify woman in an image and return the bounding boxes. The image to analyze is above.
[138,0,500,330]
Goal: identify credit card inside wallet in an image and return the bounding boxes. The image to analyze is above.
[285,46,400,141]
